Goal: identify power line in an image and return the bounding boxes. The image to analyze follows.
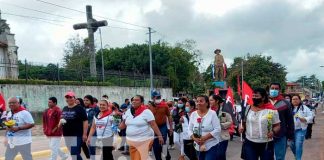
[1,2,73,19]
[35,0,148,28]
[107,25,146,32]
[2,12,65,26]
[2,11,149,31]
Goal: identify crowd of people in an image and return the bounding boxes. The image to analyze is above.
[0,81,319,160]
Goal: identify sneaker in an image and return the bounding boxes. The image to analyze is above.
[168,145,175,150]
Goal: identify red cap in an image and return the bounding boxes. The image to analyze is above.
[65,91,75,97]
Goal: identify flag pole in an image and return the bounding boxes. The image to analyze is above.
[240,58,244,142]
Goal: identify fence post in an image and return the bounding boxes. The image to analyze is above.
[133,71,136,87]
[119,70,121,86]
[143,73,146,87]
[24,59,27,84]
[57,63,60,85]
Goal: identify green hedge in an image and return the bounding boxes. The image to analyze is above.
[0,79,113,86]
[0,78,163,87]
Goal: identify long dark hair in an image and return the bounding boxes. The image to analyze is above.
[130,95,144,117]
[84,95,94,107]
[253,88,269,103]
[188,100,196,109]
[77,98,85,107]
[292,94,304,111]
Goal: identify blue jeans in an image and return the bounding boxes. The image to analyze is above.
[218,140,229,160]
[290,129,306,160]
[64,136,83,160]
[274,136,287,160]
[153,124,168,160]
[243,139,274,160]
[198,143,219,160]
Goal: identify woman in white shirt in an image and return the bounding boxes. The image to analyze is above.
[119,95,163,160]
[87,99,115,160]
[182,100,198,160]
[290,95,314,160]
[188,95,221,160]
[239,88,280,160]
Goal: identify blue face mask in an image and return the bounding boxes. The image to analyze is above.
[269,89,279,97]
[177,104,184,108]
[185,107,191,112]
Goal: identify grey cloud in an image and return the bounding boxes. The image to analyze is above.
[143,0,324,81]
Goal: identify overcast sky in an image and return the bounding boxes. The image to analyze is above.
[1,0,324,82]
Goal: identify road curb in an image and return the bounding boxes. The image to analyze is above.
[0,147,68,160]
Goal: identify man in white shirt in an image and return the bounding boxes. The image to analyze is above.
[4,97,35,160]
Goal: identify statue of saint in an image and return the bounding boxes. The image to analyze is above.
[214,49,225,81]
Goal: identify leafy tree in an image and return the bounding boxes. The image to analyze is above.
[94,40,203,94]
[296,74,321,90]
[227,54,287,91]
[63,35,90,75]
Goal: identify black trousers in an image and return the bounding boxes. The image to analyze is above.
[168,129,174,145]
[305,123,313,139]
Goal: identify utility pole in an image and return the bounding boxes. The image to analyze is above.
[99,28,104,82]
[73,5,107,78]
[148,27,155,94]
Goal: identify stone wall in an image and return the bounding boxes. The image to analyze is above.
[0,84,172,112]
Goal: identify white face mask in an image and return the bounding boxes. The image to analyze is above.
[155,99,161,104]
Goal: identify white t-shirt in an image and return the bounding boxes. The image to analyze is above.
[94,114,114,139]
[245,109,280,143]
[124,109,155,141]
[6,110,35,146]
[188,110,221,151]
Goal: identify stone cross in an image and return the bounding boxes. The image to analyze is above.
[73,5,107,78]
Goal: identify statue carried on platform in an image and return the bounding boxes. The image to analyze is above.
[214,49,225,81]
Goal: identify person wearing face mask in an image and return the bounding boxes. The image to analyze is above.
[182,100,198,160]
[209,94,232,160]
[284,94,292,104]
[150,91,173,160]
[239,88,281,160]
[268,83,295,160]
[172,97,187,160]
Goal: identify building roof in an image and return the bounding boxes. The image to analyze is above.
[286,82,299,86]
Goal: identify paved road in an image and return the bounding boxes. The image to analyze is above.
[1,108,324,160]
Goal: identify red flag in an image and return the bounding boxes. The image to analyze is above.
[214,88,219,95]
[0,93,6,111]
[226,87,234,105]
[242,81,253,106]
[223,63,227,79]
[237,75,241,96]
